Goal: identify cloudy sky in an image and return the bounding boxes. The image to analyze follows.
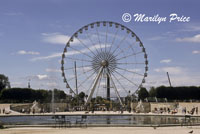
[0,0,200,94]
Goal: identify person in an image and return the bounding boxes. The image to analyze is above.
[167,108,170,113]
[33,108,35,114]
[196,107,198,115]
[154,107,157,113]
[182,107,186,114]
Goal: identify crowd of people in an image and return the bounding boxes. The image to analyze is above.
[153,106,199,115]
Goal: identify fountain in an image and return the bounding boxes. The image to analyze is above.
[135,100,145,113]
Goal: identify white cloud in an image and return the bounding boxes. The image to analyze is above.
[160,59,171,63]
[31,52,62,61]
[192,50,200,54]
[154,66,184,75]
[17,50,40,55]
[41,32,91,46]
[46,68,61,73]
[42,32,71,45]
[37,75,48,80]
[31,44,111,61]
[176,34,200,43]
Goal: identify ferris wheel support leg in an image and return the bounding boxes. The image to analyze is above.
[106,71,124,107]
[85,67,103,106]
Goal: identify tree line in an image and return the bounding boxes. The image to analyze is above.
[1,74,200,102]
[0,88,67,103]
[138,86,200,101]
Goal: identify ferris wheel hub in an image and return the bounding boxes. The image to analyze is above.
[101,60,109,67]
[92,51,117,73]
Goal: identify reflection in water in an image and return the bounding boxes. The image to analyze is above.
[0,115,200,126]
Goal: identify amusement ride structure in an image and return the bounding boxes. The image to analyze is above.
[61,21,148,107]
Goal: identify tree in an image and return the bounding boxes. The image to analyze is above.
[0,88,67,103]
[78,92,85,99]
[0,74,10,92]
[138,87,149,100]
[95,96,103,104]
[78,92,85,104]
[149,87,157,97]
[0,88,36,102]
[155,86,200,100]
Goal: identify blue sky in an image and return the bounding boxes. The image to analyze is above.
[0,0,200,94]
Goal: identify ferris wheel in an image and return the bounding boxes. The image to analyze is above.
[61,21,148,106]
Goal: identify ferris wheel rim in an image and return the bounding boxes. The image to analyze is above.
[61,21,148,97]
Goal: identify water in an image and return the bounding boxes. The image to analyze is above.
[0,115,200,126]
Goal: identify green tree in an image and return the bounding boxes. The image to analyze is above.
[138,87,149,100]
[155,86,200,100]
[95,96,103,104]
[51,89,67,102]
[78,92,85,104]
[0,88,67,103]
[149,87,157,97]
[78,92,85,99]
[0,88,36,102]
[0,74,10,92]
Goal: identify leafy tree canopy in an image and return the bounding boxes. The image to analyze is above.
[138,87,149,100]
[0,74,10,92]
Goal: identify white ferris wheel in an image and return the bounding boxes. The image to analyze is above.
[61,21,148,106]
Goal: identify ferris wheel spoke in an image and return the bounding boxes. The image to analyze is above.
[116,62,145,65]
[113,69,139,87]
[79,67,95,76]
[108,56,117,64]
[68,46,93,59]
[75,36,97,57]
[114,41,137,57]
[108,28,119,54]
[110,33,129,55]
[104,24,108,53]
[92,52,104,64]
[133,85,142,95]
[67,56,92,63]
[95,27,103,52]
[116,51,143,61]
[85,30,100,55]
[115,66,144,76]
[64,64,92,71]
[110,71,128,94]
[67,68,94,82]
[67,76,76,82]
[77,71,96,89]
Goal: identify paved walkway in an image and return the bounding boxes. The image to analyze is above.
[1,126,199,134]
